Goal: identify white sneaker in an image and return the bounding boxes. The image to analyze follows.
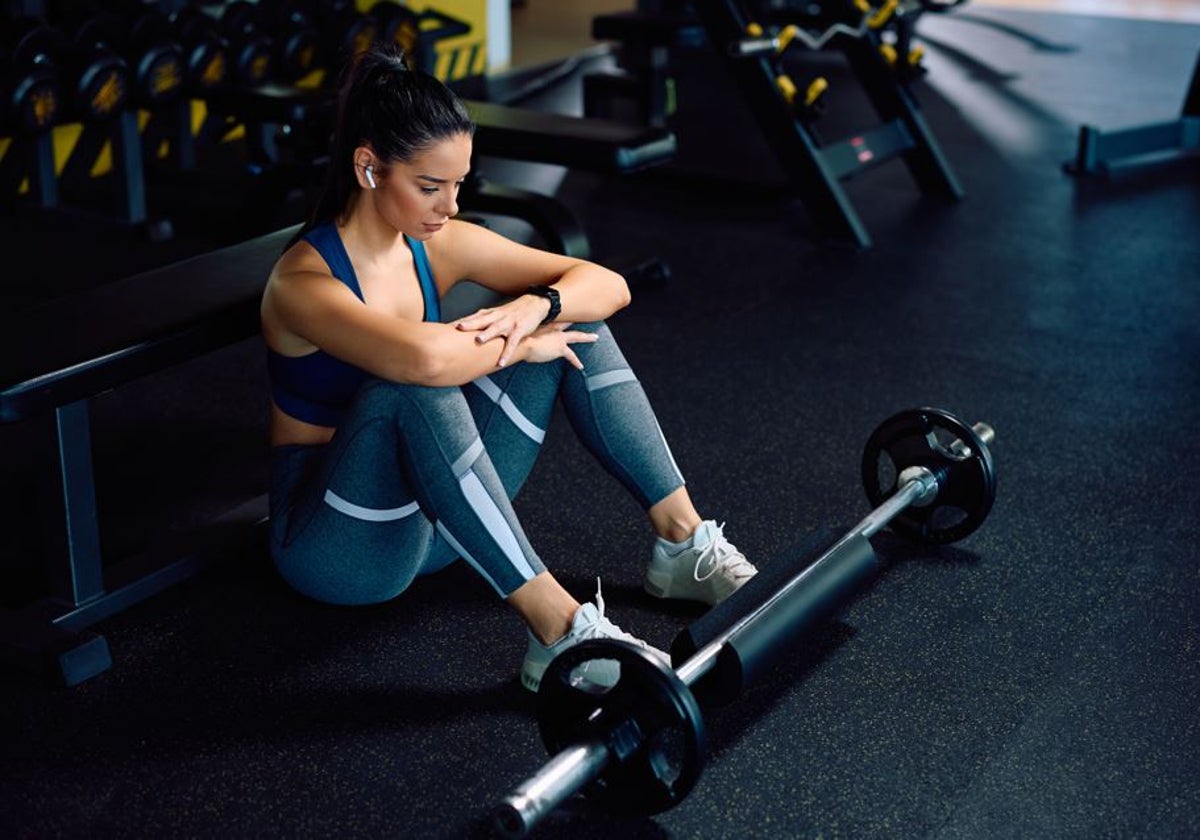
[644,520,757,606]
[520,579,669,693]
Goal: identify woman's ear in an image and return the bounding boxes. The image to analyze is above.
[353,145,377,190]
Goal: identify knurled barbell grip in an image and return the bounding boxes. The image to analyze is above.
[495,421,994,836]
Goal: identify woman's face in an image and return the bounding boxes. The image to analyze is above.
[371,132,472,240]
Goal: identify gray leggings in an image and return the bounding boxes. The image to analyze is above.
[269,322,685,605]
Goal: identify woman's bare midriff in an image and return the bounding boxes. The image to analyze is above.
[270,404,337,448]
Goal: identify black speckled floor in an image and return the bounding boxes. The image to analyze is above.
[2,8,1199,839]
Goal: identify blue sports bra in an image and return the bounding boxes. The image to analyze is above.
[267,222,441,427]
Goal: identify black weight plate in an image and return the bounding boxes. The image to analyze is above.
[276,27,319,80]
[537,639,707,815]
[861,407,996,544]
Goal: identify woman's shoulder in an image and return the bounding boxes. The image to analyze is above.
[272,237,328,284]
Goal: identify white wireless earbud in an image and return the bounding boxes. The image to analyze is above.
[364,165,377,189]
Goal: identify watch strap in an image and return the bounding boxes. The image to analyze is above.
[526,285,561,324]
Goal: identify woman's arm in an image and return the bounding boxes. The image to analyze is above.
[262,241,596,387]
[429,219,632,364]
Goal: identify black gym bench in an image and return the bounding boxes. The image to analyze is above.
[0,227,295,687]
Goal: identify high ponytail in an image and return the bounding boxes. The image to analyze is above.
[289,44,475,248]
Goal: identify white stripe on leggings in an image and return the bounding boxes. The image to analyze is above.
[585,368,637,392]
[452,437,486,477]
[472,376,546,444]
[434,468,538,596]
[324,490,420,522]
[654,417,684,484]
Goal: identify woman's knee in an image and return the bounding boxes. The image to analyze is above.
[357,378,459,409]
[572,321,631,373]
[352,378,474,428]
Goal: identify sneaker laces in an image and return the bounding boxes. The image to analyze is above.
[577,578,644,647]
[692,522,757,584]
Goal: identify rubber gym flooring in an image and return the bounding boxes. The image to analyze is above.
[2,7,1198,839]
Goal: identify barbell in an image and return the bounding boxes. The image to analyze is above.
[492,407,997,836]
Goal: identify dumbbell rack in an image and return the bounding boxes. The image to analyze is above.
[0,15,156,233]
[692,0,964,249]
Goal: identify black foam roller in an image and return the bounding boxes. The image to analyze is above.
[673,530,879,706]
[717,533,878,703]
[671,526,842,666]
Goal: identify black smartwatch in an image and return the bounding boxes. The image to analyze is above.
[526,285,561,324]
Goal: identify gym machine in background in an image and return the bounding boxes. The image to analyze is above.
[494,406,997,835]
[1064,45,1200,178]
[588,0,967,250]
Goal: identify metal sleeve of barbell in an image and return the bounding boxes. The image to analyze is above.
[857,474,933,539]
[493,742,612,838]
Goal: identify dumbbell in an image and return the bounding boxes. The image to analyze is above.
[50,15,131,123]
[165,7,232,95]
[253,0,320,83]
[75,11,186,109]
[370,1,423,65]
[0,19,63,134]
[294,0,381,72]
[112,8,225,99]
[218,1,275,87]
[494,407,997,835]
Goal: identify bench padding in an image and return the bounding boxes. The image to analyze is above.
[0,227,297,423]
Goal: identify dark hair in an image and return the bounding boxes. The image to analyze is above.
[291,45,475,246]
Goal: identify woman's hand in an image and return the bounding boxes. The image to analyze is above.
[517,322,598,370]
[453,294,553,367]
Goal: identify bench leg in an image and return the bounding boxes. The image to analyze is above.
[0,607,113,688]
[0,399,118,686]
[39,400,106,606]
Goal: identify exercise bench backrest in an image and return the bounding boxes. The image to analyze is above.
[0,226,299,423]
